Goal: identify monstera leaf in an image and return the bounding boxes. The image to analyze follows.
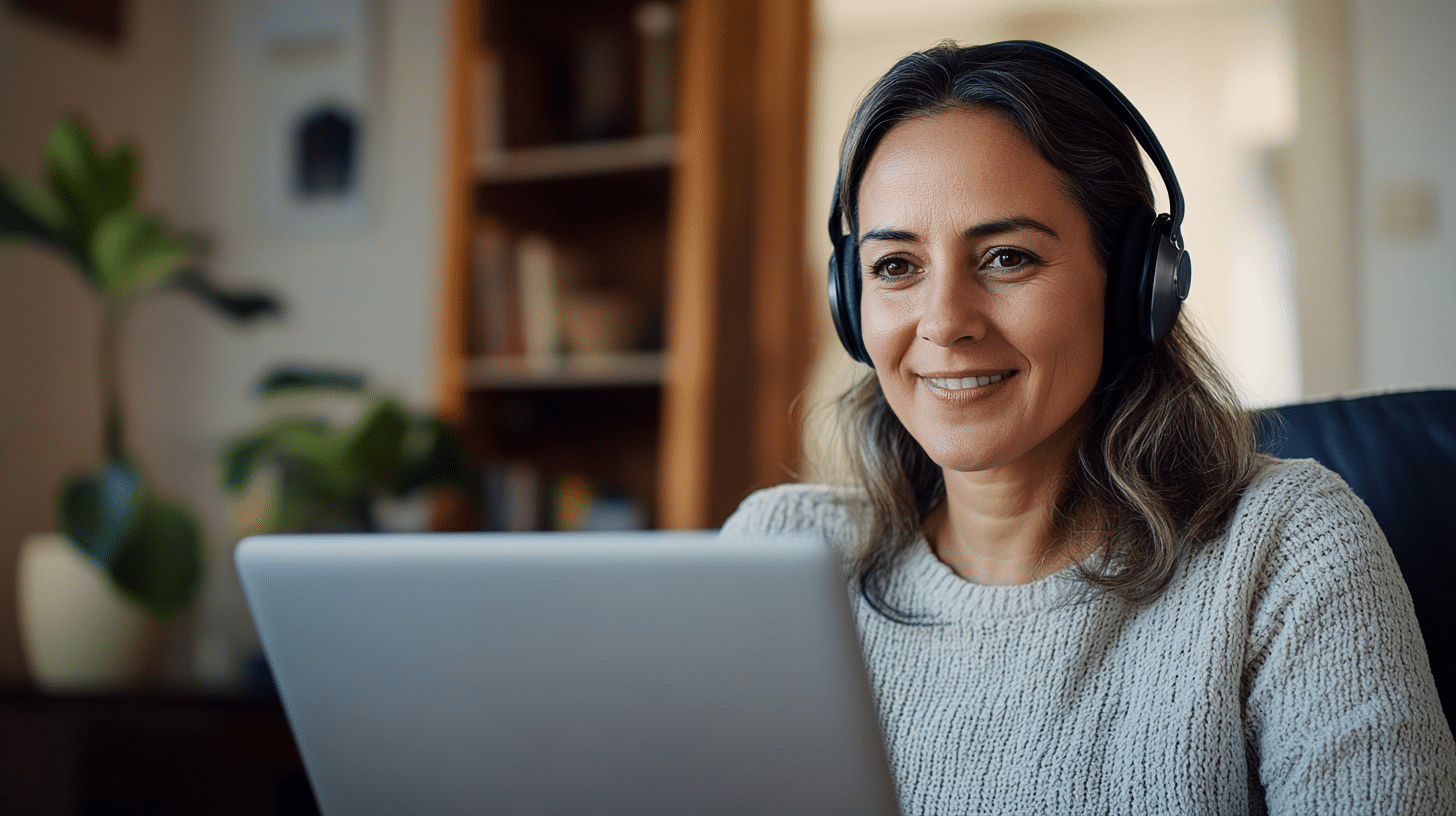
[59,458,203,617]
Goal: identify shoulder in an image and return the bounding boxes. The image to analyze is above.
[1216,457,1420,679]
[1218,457,1391,596]
[1226,457,1385,566]
[1237,456,1367,514]
[720,482,868,555]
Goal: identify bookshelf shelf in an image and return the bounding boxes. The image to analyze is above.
[475,135,676,184]
[466,352,665,390]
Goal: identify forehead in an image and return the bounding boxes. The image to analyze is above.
[856,107,1076,229]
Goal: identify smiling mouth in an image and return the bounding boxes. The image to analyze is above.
[923,370,1017,391]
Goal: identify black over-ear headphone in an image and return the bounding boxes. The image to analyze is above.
[827,40,1192,369]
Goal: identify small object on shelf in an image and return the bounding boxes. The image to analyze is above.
[552,474,647,531]
[635,1,680,135]
[570,25,632,141]
[559,288,651,355]
[470,51,505,155]
[482,461,544,531]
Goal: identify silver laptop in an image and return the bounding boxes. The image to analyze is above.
[236,531,900,816]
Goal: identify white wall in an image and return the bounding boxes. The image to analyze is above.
[1351,0,1456,390]
[0,0,449,687]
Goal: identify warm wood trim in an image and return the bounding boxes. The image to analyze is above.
[751,0,813,489]
[432,0,480,530]
[656,0,728,529]
[436,0,477,426]
[658,0,814,528]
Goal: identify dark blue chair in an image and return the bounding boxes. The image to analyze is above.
[1255,388,1456,734]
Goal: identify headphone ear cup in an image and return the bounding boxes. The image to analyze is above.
[828,234,871,365]
[1103,206,1191,376]
[1143,213,1190,347]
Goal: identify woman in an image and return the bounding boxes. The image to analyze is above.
[723,41,1455,814]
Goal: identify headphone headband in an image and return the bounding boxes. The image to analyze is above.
[981,41,1185,240]
[828,41,1185,248]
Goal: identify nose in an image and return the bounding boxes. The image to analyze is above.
[917,266,987,347]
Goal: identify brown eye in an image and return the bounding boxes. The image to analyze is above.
[872,257,916,280]
[989,249,1027,269]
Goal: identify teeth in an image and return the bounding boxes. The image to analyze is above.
[927,372,1008,390]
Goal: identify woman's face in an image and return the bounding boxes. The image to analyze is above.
[856,106,1105,476]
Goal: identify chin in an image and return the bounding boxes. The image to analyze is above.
[912,417,1086,478]
[914,429,1021,474]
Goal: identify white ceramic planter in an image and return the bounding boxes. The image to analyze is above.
[17,533,165,692]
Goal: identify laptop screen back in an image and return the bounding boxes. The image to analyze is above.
[236,531,900,816]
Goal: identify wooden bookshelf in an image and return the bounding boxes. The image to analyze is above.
[437,0,814,531]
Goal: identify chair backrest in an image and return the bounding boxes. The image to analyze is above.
[1255,389,1456,733]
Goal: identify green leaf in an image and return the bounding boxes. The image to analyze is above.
[397,416,474,496]
[89,205,189,300]
[108,498,203,617]
[96,143,139,211]
[171,268,283,323]
[255,367,366,395]
[45,116,111,233]
[343,399,409,488]
[59,458,146,567]
[220,416,334,491]
[1,175,74,239]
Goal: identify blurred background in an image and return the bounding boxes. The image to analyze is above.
[1,0,1452,696]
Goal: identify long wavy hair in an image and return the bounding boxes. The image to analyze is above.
[834,42,1261,614]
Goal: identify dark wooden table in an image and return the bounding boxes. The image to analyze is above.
[0,686,318,816]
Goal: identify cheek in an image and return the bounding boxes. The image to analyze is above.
[1028,287,1104,395]
[859,295,906,367]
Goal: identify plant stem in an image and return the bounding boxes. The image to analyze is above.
[101,301,126,460]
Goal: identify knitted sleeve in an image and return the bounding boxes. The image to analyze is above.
[1242,463,1456,813]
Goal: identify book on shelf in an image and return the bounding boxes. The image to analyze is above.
[470,221,519,357]
[470,228,573,361]
[515,232,564,360]
[482,464,647,532]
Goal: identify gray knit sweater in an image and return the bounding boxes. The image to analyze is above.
[721,458,1456,815]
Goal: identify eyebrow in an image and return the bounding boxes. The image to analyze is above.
[859,216,1059,247]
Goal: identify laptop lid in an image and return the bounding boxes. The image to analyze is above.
[236,531,900,816]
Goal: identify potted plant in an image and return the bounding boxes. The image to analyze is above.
[1,116,279,684]
[223,368,476,535]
